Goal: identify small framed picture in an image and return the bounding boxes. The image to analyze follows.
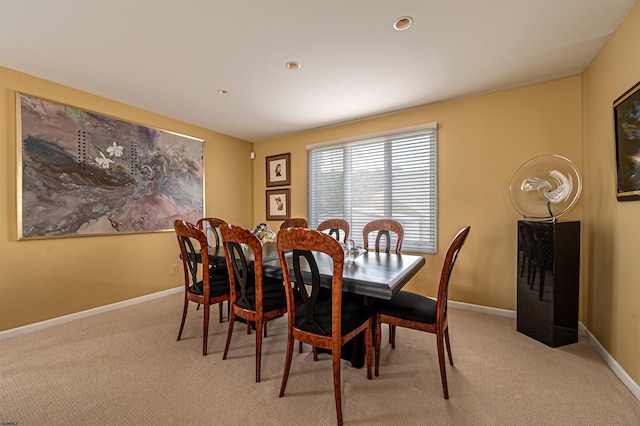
[266,189,290,220]
[266,153,291,187]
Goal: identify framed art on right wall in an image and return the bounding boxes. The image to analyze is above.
[614,81,640,201]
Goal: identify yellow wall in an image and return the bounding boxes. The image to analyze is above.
[581,4,640,383]
[253,76,583,312]
[0,67,254,330]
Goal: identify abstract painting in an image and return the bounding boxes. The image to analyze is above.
[17,93,204,239]
[614,81,640,201]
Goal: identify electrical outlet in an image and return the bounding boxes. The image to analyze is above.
[170,264,178,275]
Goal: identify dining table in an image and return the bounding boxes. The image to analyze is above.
[206,241,425,299]
[260,243,426,301]
[205,240,426,367]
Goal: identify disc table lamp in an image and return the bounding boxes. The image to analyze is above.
[509,155,582,347]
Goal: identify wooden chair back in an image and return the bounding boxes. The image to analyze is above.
[362,219,404,253]
[277,228,345,336]
[316,218,350,243]
[175,220,211,298]
[279,217,308,230]
[220,224,264,313]
[436,226,471,325]
[196,217,227,248]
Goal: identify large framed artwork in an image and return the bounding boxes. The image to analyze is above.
[266,189,290,220]
[614,81,640,201]
[266,153,291,187]
[17,93,204,239]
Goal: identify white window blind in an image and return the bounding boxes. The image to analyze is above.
[307,125,438,254]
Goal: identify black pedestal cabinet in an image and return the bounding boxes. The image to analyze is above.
[517,220,580,347]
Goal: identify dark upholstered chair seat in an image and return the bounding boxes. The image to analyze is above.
[210,273,231,284]
[295,298,372,336]
[375,291,436,325]
[190,277,230,298]
[209,268,229,279]
[240,278,288,312]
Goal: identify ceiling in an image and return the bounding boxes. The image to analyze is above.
[1,0,637,142]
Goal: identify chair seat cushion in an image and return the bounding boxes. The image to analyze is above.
[190,279,230,298]
[241,277,288,312]
[295,297,371,337]
[375,290,437,324]
[209,267,229,279]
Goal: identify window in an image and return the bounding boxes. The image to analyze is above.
[307,124,437,253]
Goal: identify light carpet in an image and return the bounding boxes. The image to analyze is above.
[1,292,639,425]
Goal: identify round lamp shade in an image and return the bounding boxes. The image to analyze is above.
[509,155,582,221]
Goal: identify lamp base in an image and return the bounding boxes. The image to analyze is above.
[516,220,580,347]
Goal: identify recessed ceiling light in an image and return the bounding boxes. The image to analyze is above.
[393,16,413,31]
[286,61,301,70]
[218,89,230,96]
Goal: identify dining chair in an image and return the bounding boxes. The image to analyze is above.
[373,226,471,399]
[196,217,229,322]
[316,218,350,243]
[174,220,230,356]
[362,218,404,345]
[277,227,372,426]
[279,217,308,229]
[220,223,293,382]
[362,218,404,254]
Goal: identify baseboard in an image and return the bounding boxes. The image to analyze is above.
[0,286,182,341]
[578,323,640,401]
[449,300,517,318]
